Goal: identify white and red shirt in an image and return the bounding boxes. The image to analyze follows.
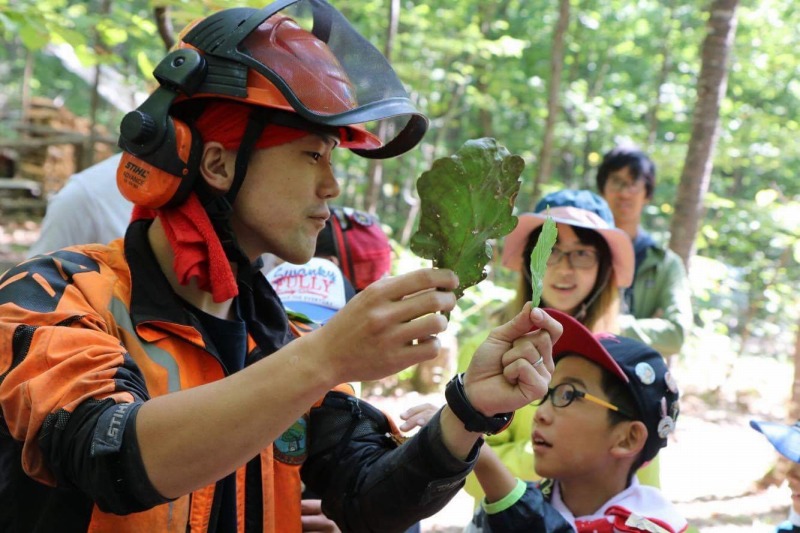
[548,478,687,533]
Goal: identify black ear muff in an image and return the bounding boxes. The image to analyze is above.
[118,48,207,209]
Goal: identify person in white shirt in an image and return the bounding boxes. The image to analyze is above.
[27,153,131,257]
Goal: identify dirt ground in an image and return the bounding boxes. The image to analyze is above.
[1,219,794,532]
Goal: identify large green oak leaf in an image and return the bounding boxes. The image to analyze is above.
[410,138,524,299]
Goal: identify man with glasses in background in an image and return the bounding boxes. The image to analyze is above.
[596,144,693,359]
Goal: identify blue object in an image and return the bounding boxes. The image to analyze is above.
[534,189,614,225]
[750,419,800,463]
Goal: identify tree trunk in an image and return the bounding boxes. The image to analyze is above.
[530,0,570,205]
[728,165,744,197]
[474,0,511,138]
[154,6,175,51]
[81,0,112,172]
[364,0,399,215]
[579,60,610,186]
[82,64,101,171]
[21,47,34,123]
[364,157,384,215]
[668,0,739,270]
[645,0,676,148]
[477,77,493,137]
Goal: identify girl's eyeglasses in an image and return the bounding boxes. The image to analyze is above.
[546,248,598,269]
[534,382,635,419]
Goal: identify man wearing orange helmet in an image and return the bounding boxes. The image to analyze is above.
[0,1,562,531]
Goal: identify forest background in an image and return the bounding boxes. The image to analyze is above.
[1,0,799,529]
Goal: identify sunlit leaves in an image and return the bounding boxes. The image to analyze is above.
[755,188,779,207]
[484,36,527,58]
[18,20,48,50]
[98,23,128,48]
[135,51,156,83]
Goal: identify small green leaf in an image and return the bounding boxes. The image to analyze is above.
[529,211,557,308]
[18,20,48,50]
[136,50,156,80]
[99,25,129,47]
[0,12,17,34]
[410,138,524,299]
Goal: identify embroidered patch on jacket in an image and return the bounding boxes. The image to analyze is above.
[274,415,308,465]
[92,403,136,456]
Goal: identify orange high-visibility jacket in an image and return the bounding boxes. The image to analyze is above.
[0,221,474,532]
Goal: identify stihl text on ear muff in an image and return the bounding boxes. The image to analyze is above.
[117,49,207,209]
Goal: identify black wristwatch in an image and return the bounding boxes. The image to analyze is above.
[445,373,514,435]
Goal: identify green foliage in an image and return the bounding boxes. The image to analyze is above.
[691,190,800,354]
[410,138,524,299]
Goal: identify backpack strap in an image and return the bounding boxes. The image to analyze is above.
[330,207,356,286]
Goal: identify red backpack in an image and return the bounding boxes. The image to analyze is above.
[317,207,392,291]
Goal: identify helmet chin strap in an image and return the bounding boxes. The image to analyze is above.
[197,107,272,281]
[197,107,293,355]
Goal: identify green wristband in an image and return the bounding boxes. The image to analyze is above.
[482,478,527,515]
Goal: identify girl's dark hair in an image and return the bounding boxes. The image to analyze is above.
[505,225,615,330]
[599,366,645,484]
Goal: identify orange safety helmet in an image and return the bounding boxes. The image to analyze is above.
[118,0,428,209]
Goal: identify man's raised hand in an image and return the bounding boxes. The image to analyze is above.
[462,304,563,417]
[300,268,458,386]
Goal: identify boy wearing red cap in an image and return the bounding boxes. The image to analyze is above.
[0,2,562,531]
[464,309,686,532]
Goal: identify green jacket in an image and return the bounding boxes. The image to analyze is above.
[618,242,693,356]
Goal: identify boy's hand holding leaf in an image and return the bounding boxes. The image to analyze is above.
[410,138,524,299]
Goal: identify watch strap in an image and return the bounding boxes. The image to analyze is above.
[445,373,513,435]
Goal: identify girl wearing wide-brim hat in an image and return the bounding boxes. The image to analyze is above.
[500,189,634,332]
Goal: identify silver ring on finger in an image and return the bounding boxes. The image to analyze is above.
[533,356,544,368]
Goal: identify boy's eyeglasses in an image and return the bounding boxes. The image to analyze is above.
[607,177,646,194]
[534,382,635,419]
[546,248,598,269]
